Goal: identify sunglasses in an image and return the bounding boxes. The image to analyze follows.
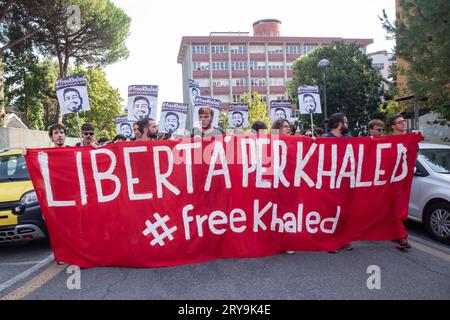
[395,120,406,125]
[373,128,384,132]
[83,131,95,136]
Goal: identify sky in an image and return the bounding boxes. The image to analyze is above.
[105,0,396,117]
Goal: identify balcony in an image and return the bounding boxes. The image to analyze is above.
[269,70,285,77]
[286,54,301,62]
[211,53,228,61]
[212,70,229,78]
[192,53,209,61]
[231,70,248,78]
[212,86,230,95]
[269,86,286,94]
[230,54,247,61]
[193,70,210,78]
[250,86,268,95]
[250,70,266,77]
[232,86,249,94]
[268,53,284,61]
[249,53,266,61]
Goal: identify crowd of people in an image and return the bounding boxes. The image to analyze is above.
[46,108,415,252]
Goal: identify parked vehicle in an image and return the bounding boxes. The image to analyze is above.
[409,143,450,244]
[0,149,46,243]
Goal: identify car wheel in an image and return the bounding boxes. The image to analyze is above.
[424,201,450,244]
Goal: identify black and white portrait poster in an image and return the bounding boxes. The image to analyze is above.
[127,85,158,121]
[297,85,322,114]
[189,79,200,106]
[159,102,188,135]
[56,75,90,115]
[228,104,249,129]
[115,116,135,139]
[193,96,221,128]
[270,100,292,122]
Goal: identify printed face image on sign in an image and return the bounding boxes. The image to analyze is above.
[231,111,244,128]
[163,112,180,134]
[275,108,287,119]
[132,96,151,120]
[303,94,317,113]
[297,85,322,115]
[63,88,83,113]
[190,87,200,105]
[127,85,158,121]
[56,75,90,115]
[119,122,133,139]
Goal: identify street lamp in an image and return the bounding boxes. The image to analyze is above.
[317,59,331,126]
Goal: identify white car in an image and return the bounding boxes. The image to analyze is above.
[409,142,450,244]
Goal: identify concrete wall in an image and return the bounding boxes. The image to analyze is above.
[0,127,80,149]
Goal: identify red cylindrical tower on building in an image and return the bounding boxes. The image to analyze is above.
[253,19,281,36]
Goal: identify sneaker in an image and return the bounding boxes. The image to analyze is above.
[285,251,295,255]
[396,238,411,250]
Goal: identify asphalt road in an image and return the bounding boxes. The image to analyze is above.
[0,221,449,300]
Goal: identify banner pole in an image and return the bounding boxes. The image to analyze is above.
[76,112,83,145]
[310,112,314,134]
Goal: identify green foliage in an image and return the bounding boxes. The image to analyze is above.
[218,111,229,131]
[288,42,383,135]
[241,92,271,130]
[380,0,450,120]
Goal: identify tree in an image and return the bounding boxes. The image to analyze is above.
[380,0,450,120]
[242,92,271,130]
[5,0,130,122]
[64,66,123,139]
[288,42,383,135]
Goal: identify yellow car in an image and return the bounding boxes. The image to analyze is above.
[0,148,47,243]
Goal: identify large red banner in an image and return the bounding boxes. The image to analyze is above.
[24,133,422,268]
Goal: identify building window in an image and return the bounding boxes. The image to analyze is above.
[268,63,284,70]
[193,62,210,71]
[269,78,284,86]
[373,63,384,71]
[213,79,229,87]
[212,62,229,70]
[233,94,243,103]
[230,45,247,54]
[249,61,266,70]
[192,45,208,54]
[211,45,228,54]
[268,46,284,54]
[286,45,301,54]
[234,78,247,86]
[304,45,318,54]
[251,78,266,86]
[231,61,247,70]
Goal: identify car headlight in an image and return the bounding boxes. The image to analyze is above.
[20,191,38,206]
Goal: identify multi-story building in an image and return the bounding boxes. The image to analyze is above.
[177,19,373,128]
[368,50,395,82]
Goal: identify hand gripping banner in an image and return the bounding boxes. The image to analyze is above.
[24,133,422,268]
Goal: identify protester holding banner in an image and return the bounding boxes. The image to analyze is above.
[322,113,352,138]
[314,128,324,138]
[48,124,67,147]
[113,134,127,143]
[251,120,268,133]
[389,114,408,136]
[75,123,99,147]
[368,119,385,137]
[388,114,414,250]
[133,119,151,141]
[147,118,159,140]
[191,106,225,138]
[271,119,291,135]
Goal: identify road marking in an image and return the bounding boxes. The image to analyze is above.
[1,263,66,300]
[408,238,450,263]
[0,261,43,266]
[0,254,54,294]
